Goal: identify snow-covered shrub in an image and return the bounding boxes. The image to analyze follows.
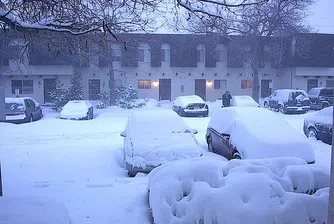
[115,85,139,109]
[96,91,110,109]
[67,68,83,101]
[49,78,69,111]
[148,157,330,224]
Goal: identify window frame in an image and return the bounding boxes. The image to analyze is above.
[214,79,227,89]
[11,80,34,94]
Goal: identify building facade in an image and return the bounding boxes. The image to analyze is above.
[0,33,333,104]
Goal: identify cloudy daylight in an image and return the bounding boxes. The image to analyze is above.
[0,0,334,223]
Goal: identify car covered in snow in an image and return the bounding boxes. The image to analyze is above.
[206,107,315,163]
[308,87,333,110]
[5,97,43,124]
[120,110,203,176]
[60,100,94,120]
[172,95,209,117]
[263,89,310,114]
[303,106,332,144]
[231,95,260,107]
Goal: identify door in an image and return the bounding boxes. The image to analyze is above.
[89,79,101,100]
[195,79,206,101]
[261,80,272,98]
[307,79,318,92]
[159,79,171,101]
[44,79,56,104]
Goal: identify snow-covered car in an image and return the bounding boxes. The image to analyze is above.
[308,87,334,110]
[303,106,332,144]
[172,95,209,117]
[60,100,94,120]
[231,95,260,107]
[206,107,315,163]
[120,110,203,177]
[263,89,310,114]
[5,97,43,124]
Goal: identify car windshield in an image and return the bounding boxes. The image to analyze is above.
[0,2,332,224]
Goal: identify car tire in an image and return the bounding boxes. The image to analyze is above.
[278,105,286,114]
[264,102,269,109]
[178,108,184,117]
[232,151,241,160]
[128,170,136,177]
[322,102,329,109]
[207,137,215,153]
[307,128,318,140]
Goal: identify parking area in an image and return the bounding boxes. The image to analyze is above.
[0,105,331,223]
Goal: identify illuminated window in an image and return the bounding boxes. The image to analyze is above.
[241,80,253,89]
[138,80,151,89]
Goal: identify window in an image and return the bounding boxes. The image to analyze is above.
[138,43,151,63]
[138,80,151,89]
[115,79,123,88]
[197,45,205,62]
[214,80,227,89]
[161,44,170,63]
[326,80,334,87]
[111,44,121,62]
[11,80,33,94]
[307,79,318,92]
[241,80,253,89]
[216,45,227,62]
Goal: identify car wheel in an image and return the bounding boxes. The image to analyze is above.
[128,170,136,177]
[322,102,329,109]
[307,128,318,140]
[278,105,286,114]
[232,151,241,160]
[178,108,184,117]
[264,102,269,109]
[207,138,215,153]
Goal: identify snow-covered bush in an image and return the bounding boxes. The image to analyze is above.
[49,78,69,111]
[96,91,110,109]
[67,69,83,101]
[115,85,139,109]
[148,157,329,224]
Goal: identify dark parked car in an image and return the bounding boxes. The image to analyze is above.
[5,97,43,124]
[307,87,333,110]
[206,107,315,163]
[263,89,310,114]
[303,106,332,145]
[172,95,209,117]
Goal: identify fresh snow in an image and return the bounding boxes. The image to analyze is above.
[208,107,315,163]
[305,106,333,126]
[174,95,206,108]
[231,95,260,107]
[0,103,331,224]
[5,114,26,120]
[148,157,329,224]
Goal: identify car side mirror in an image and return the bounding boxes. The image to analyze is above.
[120,130,127,137]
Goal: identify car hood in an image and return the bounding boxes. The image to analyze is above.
[124,133,203,168]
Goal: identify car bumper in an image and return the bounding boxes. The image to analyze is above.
[286,106,309,113]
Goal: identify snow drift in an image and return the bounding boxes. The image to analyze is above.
[148,157,329,224]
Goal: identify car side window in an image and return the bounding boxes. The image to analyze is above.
[25,99,31,108]
[29,99,36,108]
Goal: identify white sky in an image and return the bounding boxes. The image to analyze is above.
[307,0,334,34]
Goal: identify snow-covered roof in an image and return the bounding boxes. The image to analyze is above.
[231,95,260,107]
[174,95,205,107]
[5,97,25,104]
[208,107,315,163]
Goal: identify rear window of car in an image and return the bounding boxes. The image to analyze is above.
[290,91,306,100]
[308,88,320,96]
[5,102,25,110]
[320,89,333,97]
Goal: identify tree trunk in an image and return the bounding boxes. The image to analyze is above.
[328,106,334,224]
[109,62,115,106]
[252,66,260,103]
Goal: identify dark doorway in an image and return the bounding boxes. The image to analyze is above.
[44,78,56,104]
[89,79,101,100]
[307,79,318,92]
[159,79,171,101]
[195,79,206,101]
[261,79,272,98]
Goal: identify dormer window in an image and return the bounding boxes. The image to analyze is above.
[197,44,205,62]
[138,43,151,63]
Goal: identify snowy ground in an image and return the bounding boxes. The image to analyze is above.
[0,103,331,223]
